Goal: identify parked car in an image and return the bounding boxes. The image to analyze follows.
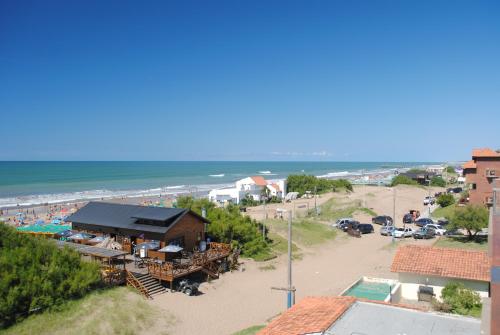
[423,196,435,205]
[415,218,434,227]
[380,226,396,236]
[403,213,414,224]
[437,219,449,226]
[356,223,375,234]
[413,227,436,239]
[447,187,463,194]
[424,224,446,236]
[372,215,393,225]
[393,227,415,238]
[334,218,358,230]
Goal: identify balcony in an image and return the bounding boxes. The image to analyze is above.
[486,169,498,179]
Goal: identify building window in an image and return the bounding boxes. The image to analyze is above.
[472,184,477,190]
[168,236,185,247]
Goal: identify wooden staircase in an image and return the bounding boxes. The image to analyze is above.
[126,271,166,299]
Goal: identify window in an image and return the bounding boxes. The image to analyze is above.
[168,236,185,247]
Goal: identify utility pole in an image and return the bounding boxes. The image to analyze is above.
[314,186,318,216]
[287,210,294,307]
[392,187,396,243]
[270,210,296,309]
[428,180,432,217]
[263,197,267,240]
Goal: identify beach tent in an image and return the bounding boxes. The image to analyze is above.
[35,219,45,225]
[51,219,62,224]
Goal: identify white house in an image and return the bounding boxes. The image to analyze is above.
[391,245,490,301]
[209,176,286,204]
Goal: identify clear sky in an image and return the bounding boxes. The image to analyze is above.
[1,0,499,161]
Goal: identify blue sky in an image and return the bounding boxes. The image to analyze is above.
[1,0,499,161]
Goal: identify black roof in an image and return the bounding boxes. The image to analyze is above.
[66,202,209,236]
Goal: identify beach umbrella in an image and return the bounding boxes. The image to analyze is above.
[136,241,160,250]
[35,219,45,225]
[158,245,183,253]
[51,219,61,224]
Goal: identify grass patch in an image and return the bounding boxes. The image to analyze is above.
[316,198,377,221]
[432,204,457,219]
[266,219,336,248]
[232,325,266,335]
[433,236,488,251]
[0,287,174,335]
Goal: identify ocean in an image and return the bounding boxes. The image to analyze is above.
[0,161,436,208]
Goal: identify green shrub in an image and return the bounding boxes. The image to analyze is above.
[440,282,481,316]
[445,166,456,174]
[390,175,418,187]
[176,196,270,259]
[0,224,101,328]
[437,193,455,207]
[449,205,489,240]
[430,176,446,187]
[286,175,352,196]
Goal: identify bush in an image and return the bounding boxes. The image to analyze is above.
[430,176,446,187]
[440,282,481,316]
[449,205,489,240]
[445,166,456,174]
[0,224,101,328]
[176,196,270,259]
[390,175,418,187]
[286,175,352,196]
[437,193,455,207]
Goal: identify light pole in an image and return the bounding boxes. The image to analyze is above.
[287,210,294,308]
[428,180,432,217]
[263,196,267,241]
[392,187,396,243]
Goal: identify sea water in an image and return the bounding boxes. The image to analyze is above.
[0,161,435,208]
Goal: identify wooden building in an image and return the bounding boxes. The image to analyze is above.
[66,202,209,253]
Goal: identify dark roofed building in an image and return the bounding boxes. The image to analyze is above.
[66,202,209,252]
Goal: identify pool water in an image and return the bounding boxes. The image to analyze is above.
[343,281,391,301]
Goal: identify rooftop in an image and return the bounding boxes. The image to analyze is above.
[462,160,477,169]
[472,148,500,158]
[66,202,208,235]
[258,297,480,335]
[326,300,480,335]
[55,240,128,259]
[251,176,268,186]
[391,245,490,282]
[257,296,355,335]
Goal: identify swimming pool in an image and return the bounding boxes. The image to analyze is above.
[341,277,399,302]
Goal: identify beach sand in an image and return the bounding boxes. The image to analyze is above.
[147,184,442,335]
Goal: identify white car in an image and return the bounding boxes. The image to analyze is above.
[393,227,415,238]
[423,196,435,205]
[425,224,446,236]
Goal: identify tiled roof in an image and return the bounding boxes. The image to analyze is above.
[462,160,477,169]
[391,245,490,282]
[251,176,268,186]
[257,296,355,335]
[268,183,281,192]
[472,148,500,158]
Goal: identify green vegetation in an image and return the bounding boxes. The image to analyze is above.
[433,237,488,251]
[176,196,271,260]
[436,193,455,208]
[286,175,352,196]
[448,205,489,240]
[232,325,266,335]
[432,203,457,219]
[445,166,457,174]
[316,198,377,221]
[0,224,101,328]
[406,168,426,174]
[430,176,446,187]
[390,175,418,187]
[266,218,336,247]
[0,287,174,335]
[433,282,482,318]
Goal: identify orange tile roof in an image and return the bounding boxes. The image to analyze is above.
[269,183,281,191]
[462,160,477,169]
[391,245,490,282]
[251,176,268,186]
[257,296,355,335]
[472,148,500,158]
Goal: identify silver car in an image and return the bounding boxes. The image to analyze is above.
[380,226,396,236]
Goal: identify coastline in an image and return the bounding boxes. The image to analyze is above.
[0,162,438,211]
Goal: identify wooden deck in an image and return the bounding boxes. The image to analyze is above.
[146,242,232,287]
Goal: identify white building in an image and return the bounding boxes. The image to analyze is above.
[391,245,490,302]
[209,176,286,204]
